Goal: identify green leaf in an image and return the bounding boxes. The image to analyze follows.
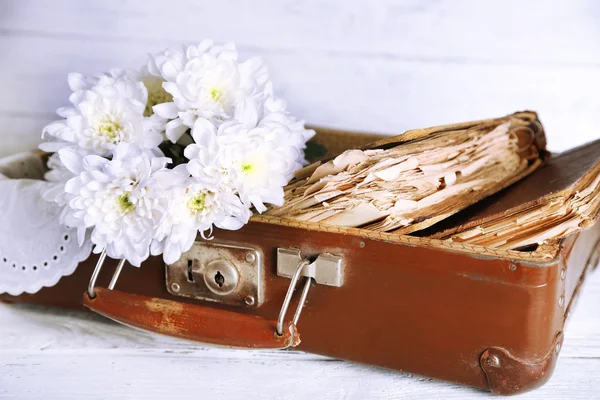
[159,141,188,168]
[304,139,327,162]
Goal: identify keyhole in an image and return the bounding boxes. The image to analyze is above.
[187,259,195,282]
[214,271,225,287]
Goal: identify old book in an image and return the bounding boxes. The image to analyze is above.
[426,139,600,250]
[267,111,547,234]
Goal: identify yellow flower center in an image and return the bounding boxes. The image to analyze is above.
[187,192,208,214]
[240,162,254,175]
[98,120,123,144]
[210,88,223,103]
[142,76,173,117]
[116,193,135,214]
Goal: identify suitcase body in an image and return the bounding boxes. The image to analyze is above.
[1,120,598,395]
[2,215,599,395]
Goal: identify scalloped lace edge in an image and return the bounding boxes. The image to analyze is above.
[0,241,93,296]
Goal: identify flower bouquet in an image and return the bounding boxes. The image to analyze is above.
[40,40,315,267]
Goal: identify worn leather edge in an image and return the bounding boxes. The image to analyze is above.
[480,235,600,395]
[84,288,301,349]
[251,216,563,265]
[480,332,564,396]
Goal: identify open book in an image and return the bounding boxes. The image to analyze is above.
[268,112,547,235]
[269,111,600,251]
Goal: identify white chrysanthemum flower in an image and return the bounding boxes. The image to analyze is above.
[262,84,316,165]
[39,41,317,268]
[42,148,89,208]
[185,116,300,213]
[66,69,144,105]
[59,143,171,266]
[146,41,237,82]
[183,119,234,187]
[151,165,251,264]
[41,70,164,156]
[149,40,270,142]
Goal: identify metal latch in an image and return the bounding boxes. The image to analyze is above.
[166,241,263,308]
[275,248,343,335]
[276,248,344,287]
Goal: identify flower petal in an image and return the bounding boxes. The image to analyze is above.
[153,102,179,119]
[191,118,217,145]
[165,118,189,143]
[58,148,85,174]
[233,97,258,129]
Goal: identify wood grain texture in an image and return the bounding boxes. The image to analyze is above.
[0,1,599,157]
[3,0,600,65]
[1,1,600,398]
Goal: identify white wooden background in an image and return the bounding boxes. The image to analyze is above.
[1,0,600,398]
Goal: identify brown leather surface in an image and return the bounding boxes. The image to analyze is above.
[480,333,563,395]
[421,138,600,237]
[3,221,599,395]
[84,288,300,349]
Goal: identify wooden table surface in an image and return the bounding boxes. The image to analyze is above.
[1,268,599,399]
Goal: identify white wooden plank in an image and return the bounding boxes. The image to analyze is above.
[1,36,599,155]
[2,351,600,400]
[2,0,600,66]
[0,113,52,158]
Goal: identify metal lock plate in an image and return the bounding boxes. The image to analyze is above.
[166,241,263,308]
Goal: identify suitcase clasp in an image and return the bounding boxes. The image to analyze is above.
[276,248,343,287]
[275,248,344,336]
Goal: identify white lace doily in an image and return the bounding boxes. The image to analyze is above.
[0,158,93,295]
[0,179,93,295]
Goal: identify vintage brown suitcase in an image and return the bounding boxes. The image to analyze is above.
[2,114,599,396]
